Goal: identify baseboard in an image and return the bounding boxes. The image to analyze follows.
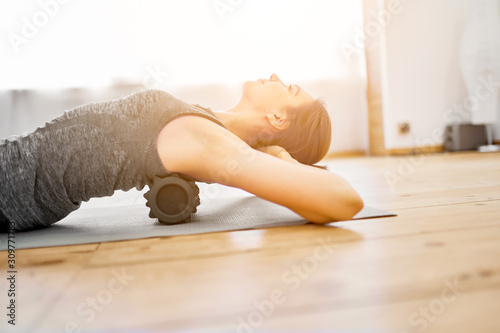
[388,145,445,156]
[325,142,500,158]
[324,146,443,158]
[325,150,366,159]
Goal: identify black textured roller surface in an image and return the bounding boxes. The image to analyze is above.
[144,174,200,224]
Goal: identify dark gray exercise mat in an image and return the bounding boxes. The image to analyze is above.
[0,183,396,250]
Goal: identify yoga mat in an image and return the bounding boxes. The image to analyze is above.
[0,183,396,250]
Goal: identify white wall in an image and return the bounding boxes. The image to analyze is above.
[381,0,500,149]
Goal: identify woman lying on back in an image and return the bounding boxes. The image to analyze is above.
[0,73,363,231]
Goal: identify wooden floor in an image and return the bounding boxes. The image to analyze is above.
[2,151,500,333]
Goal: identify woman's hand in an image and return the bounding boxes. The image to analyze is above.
[256,146,301,165]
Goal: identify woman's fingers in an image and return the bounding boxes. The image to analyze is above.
[256,146,301,165]
[256,145,286,157]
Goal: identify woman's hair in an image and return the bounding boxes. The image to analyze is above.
[256,99,332,166]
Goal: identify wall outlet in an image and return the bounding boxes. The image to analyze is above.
[398,122,411,134]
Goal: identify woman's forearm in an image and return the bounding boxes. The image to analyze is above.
[230,155,364,223]
[254,149,363,221]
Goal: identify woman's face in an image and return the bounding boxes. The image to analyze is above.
[243,73,314,111]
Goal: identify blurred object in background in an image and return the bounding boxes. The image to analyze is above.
[444,123,487,151]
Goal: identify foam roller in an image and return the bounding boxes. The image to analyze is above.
[143,174,200,224]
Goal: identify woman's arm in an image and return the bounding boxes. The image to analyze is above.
[157,115,364,223]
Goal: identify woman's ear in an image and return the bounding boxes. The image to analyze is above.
[266,111,289,131]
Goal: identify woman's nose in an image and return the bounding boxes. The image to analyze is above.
[270,73,284,85]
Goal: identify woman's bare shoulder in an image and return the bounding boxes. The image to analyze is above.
[156,114,241,177]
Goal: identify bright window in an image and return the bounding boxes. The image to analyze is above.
[0,0,364,89]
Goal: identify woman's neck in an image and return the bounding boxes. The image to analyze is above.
[213,100,268,147]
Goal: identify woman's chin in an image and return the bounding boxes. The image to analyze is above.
[242,80,255,97]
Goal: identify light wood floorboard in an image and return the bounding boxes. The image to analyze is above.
[1,151,499,332]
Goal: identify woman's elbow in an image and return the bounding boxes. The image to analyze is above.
[310,192,364,225]
[342,193,364,220]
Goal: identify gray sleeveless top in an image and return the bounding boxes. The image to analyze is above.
[0,89,225,231]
